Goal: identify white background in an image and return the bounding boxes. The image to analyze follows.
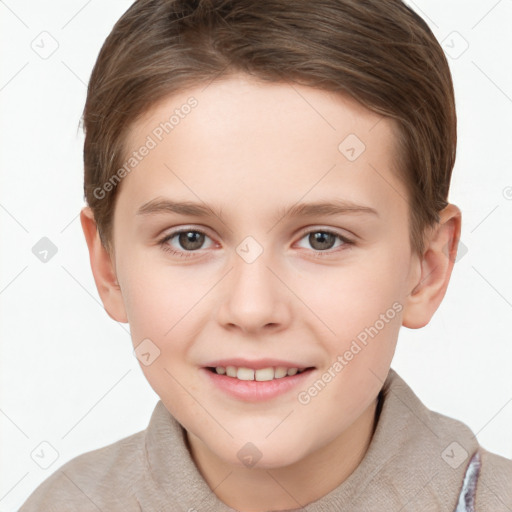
[1,0,511,510]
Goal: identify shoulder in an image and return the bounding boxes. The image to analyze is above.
[475,447,512,511]
[18,430,147,512]
[405,383,512,510]
[374,370,511,510]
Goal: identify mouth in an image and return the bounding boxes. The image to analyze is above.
[201,358,317,401]
[202,363,316,402]
[205,365,315,381]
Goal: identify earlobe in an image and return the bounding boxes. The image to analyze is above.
[80,207,128,324]
[402,204,462,329]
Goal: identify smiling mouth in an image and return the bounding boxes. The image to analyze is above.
[206,366,315,381]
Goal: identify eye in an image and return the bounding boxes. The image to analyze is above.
[158,228,214,258]
[295,228,354,255]
[158,227,354,259]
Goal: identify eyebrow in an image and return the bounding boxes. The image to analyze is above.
[136,198,379,223]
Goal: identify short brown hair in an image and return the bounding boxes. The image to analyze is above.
[83,0,456,257]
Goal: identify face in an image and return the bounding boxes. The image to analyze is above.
[106,74,421,469]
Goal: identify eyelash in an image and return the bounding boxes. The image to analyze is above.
[158,227,354,259]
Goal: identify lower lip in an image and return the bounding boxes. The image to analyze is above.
[201,367,315,402]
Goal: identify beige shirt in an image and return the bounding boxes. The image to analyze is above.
[19,368,512,511]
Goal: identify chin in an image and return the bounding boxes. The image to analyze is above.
[217,436,311,470]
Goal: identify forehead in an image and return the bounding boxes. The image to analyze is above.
[116,74,407,225]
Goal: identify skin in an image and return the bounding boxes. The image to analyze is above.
[81,74,461,511]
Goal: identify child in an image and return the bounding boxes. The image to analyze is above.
[19,0,512,510]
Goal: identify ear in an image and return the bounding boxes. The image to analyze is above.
[80,206,128,323]
[402,203,462,329]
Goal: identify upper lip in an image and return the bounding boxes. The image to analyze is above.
[203,358,314,370]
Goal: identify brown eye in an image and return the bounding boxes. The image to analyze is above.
[296,228,354,256]
[177,231,205,251]
[308,232,337,251]
[159,229,214,257]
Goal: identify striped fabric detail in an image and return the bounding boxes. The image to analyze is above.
[453,450,482,512]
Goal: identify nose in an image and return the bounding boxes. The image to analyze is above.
[216,249,292,335]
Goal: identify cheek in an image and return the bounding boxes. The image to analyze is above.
[119,262,211,380]
[297,254,405,334]
[293,251,406,389]
[119,258,194,338]
[121,268,196,405]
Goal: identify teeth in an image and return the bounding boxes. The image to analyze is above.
[274,366,288,379]
[212,365,307,381]
[237,367,254,381]
[255,368,274,381]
